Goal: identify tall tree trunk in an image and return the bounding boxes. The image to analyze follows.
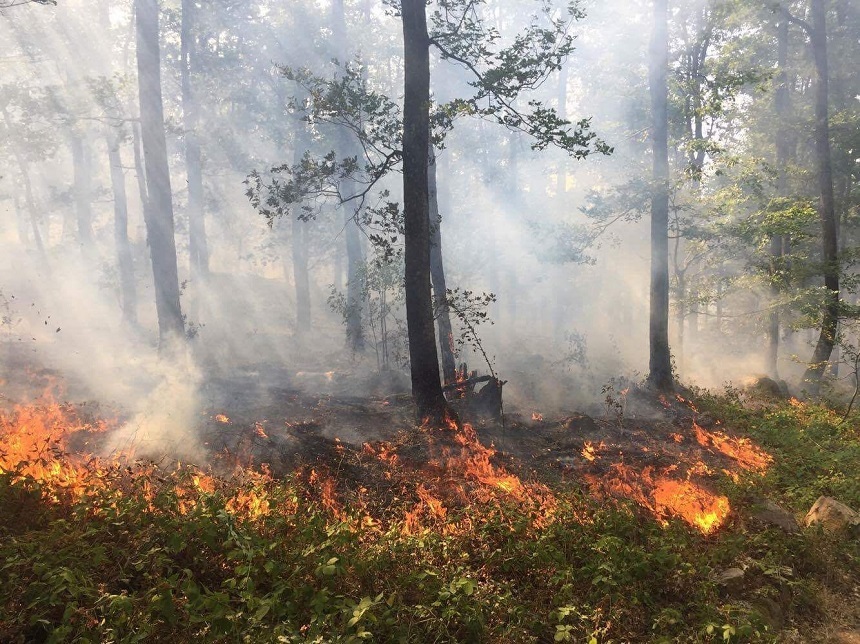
[287,136,312,333]
[768,17,791,379]
[106,131,138,325]
[555,65,569,198]
[402,0,448,421]
[181,0,209,287]
[70,134,95,251]
[343,202,365,351]
[331,0,365,353]
[292,215,311,332]
[2,106,47,259]
[648,0,673,391]
[428,144,456,385]
[135,0,185,347]
[803,0,839,391]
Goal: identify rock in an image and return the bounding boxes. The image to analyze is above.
[752,596,785,631]
[753,499,800,534]
[696,412,715,427]
[744,376,786,400]
[715,567,745,595]
[804,496,860,534]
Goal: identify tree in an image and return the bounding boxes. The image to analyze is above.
[181,0,210,288]
[402,0,447,420]
[781,1,839,391]
[648,0,673,391]
[247,0,610,421]
[135,0,185,347]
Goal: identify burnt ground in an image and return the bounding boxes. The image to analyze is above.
[1,345,772,527]
[185,366,769,526]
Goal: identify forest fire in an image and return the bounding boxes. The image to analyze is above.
[0,389,116,500]
[693,421,771,472]
[583,464,731,535]
[570,406,773,534]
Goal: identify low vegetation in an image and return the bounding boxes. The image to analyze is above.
[0,390,858,643]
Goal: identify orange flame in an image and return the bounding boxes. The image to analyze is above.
[693,422,771,472]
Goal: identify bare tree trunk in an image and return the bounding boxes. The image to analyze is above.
[70,134,95,252]
[803,0,839,391]
[402,0,448,421]
[428,144,456,385]
[768,16,791,379]
[330,0,365,353]
[135,0,185,346]
[2,106,47,259]
[106,131,138,325]
[555,65,569,198]
[648,0,673,391]
[181,0,209,288]
[292,215,311,332]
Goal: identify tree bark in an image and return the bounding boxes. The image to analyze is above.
[803,0,839,391]
[2,106,46,259]
[135,0,185,347]
[292,214,311,333]
[648,0,673,391]
[70,134,95,252]
[331,0,365,353]
[106,130,138,325]
[181,0,209,286]
[428,144,456,385]
[402,0,448,421]
[768,16,791,379]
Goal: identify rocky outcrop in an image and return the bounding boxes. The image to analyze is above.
[804,496,860,535]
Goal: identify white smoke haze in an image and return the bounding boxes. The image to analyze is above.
[0,0,834,463]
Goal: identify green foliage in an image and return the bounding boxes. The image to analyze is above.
[3,390,860,642]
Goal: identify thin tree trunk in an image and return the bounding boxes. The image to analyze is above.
[2,106,47,259]
[402,0,448,421]
[70,134,95,253]
[292,215,311,332]
[181,0,209,287]
[343,202,364,351]
[555,65,569,198]
[428,144,456,385]
[331,0,365,353]
[803,0,839,391]
[648,0,673,391]
[106,131,138,325]
[135,0,185,346]
[768,17,791,379]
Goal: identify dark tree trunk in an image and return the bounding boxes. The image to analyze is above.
[181,0,209,286]
[428,144,456,385]
[106,131,138,325]
[648,0,673,391]
[70,134,95,251]
[135,0,185,347]
[803,0,839,391]
[768,17,791,379]
[401,0,448,421]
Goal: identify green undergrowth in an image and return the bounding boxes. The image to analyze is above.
[1,392,858,643]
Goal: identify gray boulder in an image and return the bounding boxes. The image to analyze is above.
[804,496,860,535]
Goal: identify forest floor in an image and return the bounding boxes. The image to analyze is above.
[1,350,859,642]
